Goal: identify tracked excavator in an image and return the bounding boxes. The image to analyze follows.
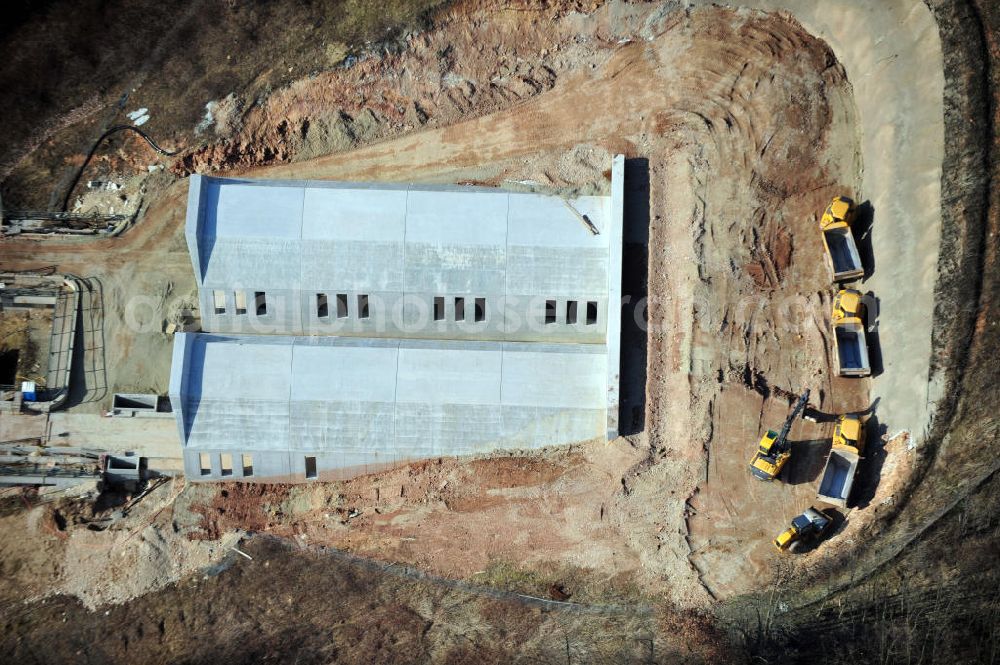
[748,389,811,481]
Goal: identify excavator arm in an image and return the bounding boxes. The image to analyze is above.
[748,389,810,481]
[772,389,811,453]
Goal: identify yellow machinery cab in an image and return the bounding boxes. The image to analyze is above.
[773,527,796,551]
[833,414,865,453]
[821,195,856,230]
[832,288,864,322]
[748,389,810,482]
[774,507,834,552]
[749,429,790,481]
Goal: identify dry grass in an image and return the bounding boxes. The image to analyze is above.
[0,0,448,208]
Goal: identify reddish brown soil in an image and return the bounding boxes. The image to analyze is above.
[189,483,291,541]
[0,0,869,610]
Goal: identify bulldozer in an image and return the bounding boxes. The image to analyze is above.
[774,506,834,552]
[748,389,811,481]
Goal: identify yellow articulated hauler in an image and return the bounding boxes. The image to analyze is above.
[832,288,871,377]
[748,389,811,481]
[816,413,867,508]
[819,196,864,282]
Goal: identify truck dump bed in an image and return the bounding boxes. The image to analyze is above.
[834,320,870,377]
[817,446,861,507]
[823,226,864,281]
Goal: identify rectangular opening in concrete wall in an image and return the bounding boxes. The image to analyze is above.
[434,297,445,321]
[112,393,157,410]
[474,297,486,322]
[255,292,267,316]
[213,290,226,315]
[336,293,348,318]
[545,299,557,324]
[586,301,598,325]
[242,454,253,477]
[234,291,247,315]
[0,350,19,386]
[199,453,211,476]
[220,453,233,477]
[566,300,578,325]
[317,293,329,318]
[107,456,138,471]
[305,456,317,479]
[455,297,465,322]
[358,294,369,319]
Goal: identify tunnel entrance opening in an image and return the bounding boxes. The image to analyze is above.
[0,349,19,386]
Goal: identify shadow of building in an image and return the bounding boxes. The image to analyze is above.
[854,200,875,282]
[618,158,650,436]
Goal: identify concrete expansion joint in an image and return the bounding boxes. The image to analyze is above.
[172,157,625,482]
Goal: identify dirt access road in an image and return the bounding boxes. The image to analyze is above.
[0,0,944,610]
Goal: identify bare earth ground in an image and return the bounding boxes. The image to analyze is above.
[0,310,52,387]
[2,0,995,658]
[0,1,892,621]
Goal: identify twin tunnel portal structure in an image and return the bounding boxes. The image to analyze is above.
[59,2,946,503]
[170,157,625,482]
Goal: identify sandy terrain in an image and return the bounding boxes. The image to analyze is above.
[0,478,240,609]
[0,0,955,634]
[0,0,877,609]
[0,178,195,414]
[709,0,946,445]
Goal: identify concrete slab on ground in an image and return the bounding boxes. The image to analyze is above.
[46,413,182,464]
[0,413,48,442]
[170,332,608,481]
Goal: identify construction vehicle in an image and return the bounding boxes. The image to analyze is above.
[820,196,864,282]
[774,507,834,552]
[832,288,871,377]
[817,414,866,507]
[749,389,811,481]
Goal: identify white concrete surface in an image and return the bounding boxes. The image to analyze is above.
[0,412,48,441]
[186,167,622,345]
[47,414,183,470]
[175,159,625,480]
[169,333,608,481]
[606,154,624,438]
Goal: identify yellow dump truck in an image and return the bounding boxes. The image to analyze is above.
[820,196,864,282]
[816,414,866,508]
[832,288,870,377]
